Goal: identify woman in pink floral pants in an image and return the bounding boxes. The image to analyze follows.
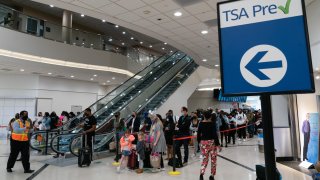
[197,111,221,180]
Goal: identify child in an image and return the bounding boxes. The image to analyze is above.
[136,132,145,174]
[117,129,135,173]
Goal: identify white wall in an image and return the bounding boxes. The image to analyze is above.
[156,66,202,116]
[0,73,101,125]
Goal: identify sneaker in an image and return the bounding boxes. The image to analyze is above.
[135,169,143,174]
[117,166,121,173]
[24,170,35,173]
[161,168,166,171]
[209,175,215,180]
[6,168,13,173]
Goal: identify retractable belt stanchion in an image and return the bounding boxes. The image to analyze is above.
[112,129,120,166]
[44,130,49,155]
[168,136,181,176]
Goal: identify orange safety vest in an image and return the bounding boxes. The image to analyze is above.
[11,119,30,141]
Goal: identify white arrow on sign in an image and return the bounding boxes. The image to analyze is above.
[240,45,288,87]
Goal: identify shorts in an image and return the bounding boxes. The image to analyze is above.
[122,150,131,156]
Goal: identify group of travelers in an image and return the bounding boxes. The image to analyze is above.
[32,111,77,131]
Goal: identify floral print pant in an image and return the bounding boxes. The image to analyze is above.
[200,140,217,176]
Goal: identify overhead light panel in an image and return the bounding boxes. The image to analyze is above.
[70,75,74,78]
[93,74,97,77]
[130,37,134,40]
[20,69,24,72]
[202,59,207,62]
[215,64,220,67]
[122,31,126,35]
[102,19,106,22]
[48,72,52,75]
[115,25,119,28]
[201,30,208,34]
[81,14,85,17]
[90,78,94,81]
[174,11,182,17]
[49,5,54,8]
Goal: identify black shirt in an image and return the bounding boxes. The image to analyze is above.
[197,121,220,146]
[177,115,191,136]
[84,115,97,137]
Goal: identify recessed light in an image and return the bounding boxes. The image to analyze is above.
[49,5,54,8]
[170,50,173,53]
[103,83,106,85]
[115,25,119,28]
[109,38,113,42]
[107,80,110,83]
[93,74,97,77]
[174,11,182,17]
[202,59,207,62]
[112,77,115,80]
[149,45,153,48]
[81,14,85,17]
[215,64,220,67]
[48,72,52,75]
[102,19,106,22]
[162,47,165,50]
[90,78,94,81]
[130,37,134,40]
[140,41,143,44]
[122,42,125,46]
[20,69,24,72]
[164,42,167,45]
[122,31,126,35]
[317,76,320,80]
[201,30,208,34]
[70,75,74,78]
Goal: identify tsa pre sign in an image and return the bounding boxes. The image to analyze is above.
[217,0,314,96]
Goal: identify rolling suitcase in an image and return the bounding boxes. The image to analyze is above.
[78,135,92,167]
[128,150,138,170]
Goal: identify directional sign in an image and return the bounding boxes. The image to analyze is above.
[218,0,314,96]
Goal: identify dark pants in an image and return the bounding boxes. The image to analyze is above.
[175,139,189,164]
[248,123,255,137]
[303,132,310,161]
[220,132,228,146]
[237,125,246,139]
[7,140,30,171]
[228,131,236,144]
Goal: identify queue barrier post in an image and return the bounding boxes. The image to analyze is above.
[168,136,181,176]
[44,130,49,155]
[112,130,120,166]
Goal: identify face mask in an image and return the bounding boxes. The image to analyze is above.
[131,115,135,118]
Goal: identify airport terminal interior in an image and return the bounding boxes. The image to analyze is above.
[0,0,319,180]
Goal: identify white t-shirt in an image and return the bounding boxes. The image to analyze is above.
[236,113,247,125]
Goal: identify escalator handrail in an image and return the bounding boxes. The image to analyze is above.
[50,132,79,154]
[135,61,196,114]
[58,52,177,131]
[29,129,70,151]
[94,54,188,132]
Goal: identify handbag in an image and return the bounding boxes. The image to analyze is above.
[150,152,161,168]
[109,141,116,150]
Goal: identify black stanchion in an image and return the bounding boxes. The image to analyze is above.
[172,137,176,172]
[261,94,277,180]
[45,130,49,155]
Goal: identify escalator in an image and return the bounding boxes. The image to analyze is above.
[67,58,199,157]
[43,52,191,154]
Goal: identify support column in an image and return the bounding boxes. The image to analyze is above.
[62,10,72,44]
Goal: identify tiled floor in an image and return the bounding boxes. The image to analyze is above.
[0,137,312,180]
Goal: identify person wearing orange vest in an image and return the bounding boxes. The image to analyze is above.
[6,111,34,173]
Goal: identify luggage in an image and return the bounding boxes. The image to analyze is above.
[143,144,152,168]
[109,141,116,151]
[78,135,92,167]
[127,150,138,170]
[256,164,282,180]
[150,153,161,168]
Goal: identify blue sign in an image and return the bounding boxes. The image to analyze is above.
[218,0,314,96]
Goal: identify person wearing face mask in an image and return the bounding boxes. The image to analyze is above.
[7,111,34,173]
[127,112,140,134]
[113,111,125,162]
[175,106,191,167]
[78,108,97,160]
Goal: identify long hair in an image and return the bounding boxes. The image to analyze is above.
[149,114,163,135]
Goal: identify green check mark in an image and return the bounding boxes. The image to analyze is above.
[278,0,292,14]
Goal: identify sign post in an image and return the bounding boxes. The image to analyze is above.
[217,0,314,179]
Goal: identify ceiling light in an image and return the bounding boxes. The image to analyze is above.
[103,83,106,85]
[115,25,119,28]
[162,47,165,50]
[170,50,173,53]
[164,42,167,45]
[107,80,110,83]
[20,69,24,72]
[316,67,319,71]
[149,45,152,48]
[112,77,115,80]
[140,41,143,44]
[81,14,85,17]
[109,38,113,42]
[102,19,106,22]
[202,59,207,62]
[48,72,52,75]
[131,37,134,40]
[49,5,54,8]
[317,76,320,80]
[215,64,220,67]
[122,31,126,35]
[93,74,97,77]
[174,11,182,17]
[201,30,208,34]
[121,42,125,46]
[90,78,94,81]
[70,75,74,78]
